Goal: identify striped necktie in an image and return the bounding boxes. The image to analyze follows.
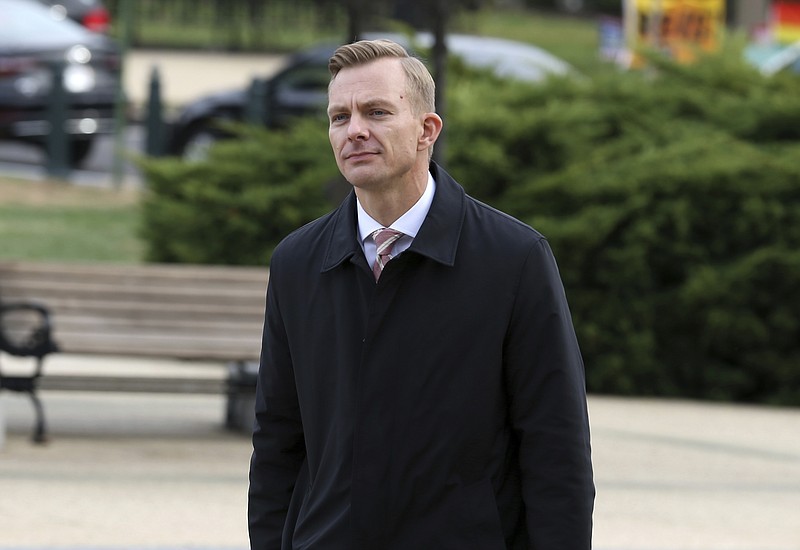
[372,228,404,281]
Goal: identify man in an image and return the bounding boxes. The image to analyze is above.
[249,39,594,549]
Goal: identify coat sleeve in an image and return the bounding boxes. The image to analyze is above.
[504,237,595,549]
[248,265,306,549]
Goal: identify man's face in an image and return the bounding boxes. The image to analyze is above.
[327,57,425,191]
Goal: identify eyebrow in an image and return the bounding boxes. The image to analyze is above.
[327,97,399,116]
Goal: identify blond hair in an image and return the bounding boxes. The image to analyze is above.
[328,39,436,115]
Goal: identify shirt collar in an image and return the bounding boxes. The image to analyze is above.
[322,162,464,272]
[356,171,436,244]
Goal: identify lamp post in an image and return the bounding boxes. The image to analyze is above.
[46,61,69,179]
[112,0,132,188]
[431,0,448,166]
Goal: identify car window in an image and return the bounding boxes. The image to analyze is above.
[274,63,330,94]
[0,0,89,47]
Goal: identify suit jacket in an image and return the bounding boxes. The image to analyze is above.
[249,162,594,549]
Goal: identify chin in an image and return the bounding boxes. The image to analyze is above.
[342,166,381,189]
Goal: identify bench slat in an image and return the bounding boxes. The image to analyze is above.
[39,375,228,394]
[1,282,266,308]
[0,260,267,281]
[43,316,261,335]
[53,333,260,360]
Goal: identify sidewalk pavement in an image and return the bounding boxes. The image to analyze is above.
[1,354,799,549]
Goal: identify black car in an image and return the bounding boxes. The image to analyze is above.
[0,0,121,166]
[168,42,333,162]
[168,33,574,161]
[37,0,112,33]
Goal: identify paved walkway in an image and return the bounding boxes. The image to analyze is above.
[125,49,286,109]
[1,354,799,549]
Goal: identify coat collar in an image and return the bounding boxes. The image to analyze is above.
[321,162,466,272]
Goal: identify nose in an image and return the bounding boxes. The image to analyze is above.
[347,114,368,141]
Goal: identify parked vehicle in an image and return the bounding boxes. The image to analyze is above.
[37,0,111,34]
[168,33,575,161]
[0,0,121,166]
[169,42,334,162]
[524,0,620,15]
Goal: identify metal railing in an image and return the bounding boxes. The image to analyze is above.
[103,0,355,52]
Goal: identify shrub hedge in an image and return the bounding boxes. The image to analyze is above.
[140,120,339,265]
[139,50,800,405]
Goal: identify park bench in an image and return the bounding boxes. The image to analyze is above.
[0,260,268,442]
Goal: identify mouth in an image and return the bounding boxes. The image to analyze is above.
[344,151,378,161]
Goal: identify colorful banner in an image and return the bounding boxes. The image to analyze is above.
[773,1,800,43]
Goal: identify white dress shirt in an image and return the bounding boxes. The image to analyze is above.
[357,172,436,269]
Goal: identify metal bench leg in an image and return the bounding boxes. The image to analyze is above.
[29,391,48,444]
[0,375,49,444]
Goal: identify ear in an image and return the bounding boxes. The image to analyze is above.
[418,112,443,152]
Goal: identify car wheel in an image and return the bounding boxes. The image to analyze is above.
[179,125,221,162]
[69,139,93,167]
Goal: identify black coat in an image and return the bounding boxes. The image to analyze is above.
[249,163,594,549]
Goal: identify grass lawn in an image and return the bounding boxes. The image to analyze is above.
[136,5,606,75]
[455,8,604,75]
[0,177,144,263]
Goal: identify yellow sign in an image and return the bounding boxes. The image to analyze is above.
[634,0,723,12]
[627,0,725,63]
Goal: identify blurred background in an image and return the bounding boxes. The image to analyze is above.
[1,0,799,548]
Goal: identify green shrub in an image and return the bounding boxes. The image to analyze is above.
[139,120,339,265]
[445,49,800,405]
[508,134,800,404]
[679,246,800,405]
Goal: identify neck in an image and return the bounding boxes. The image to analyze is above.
[356,167,429,227]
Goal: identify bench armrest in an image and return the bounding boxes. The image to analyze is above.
[0,301,59,358]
